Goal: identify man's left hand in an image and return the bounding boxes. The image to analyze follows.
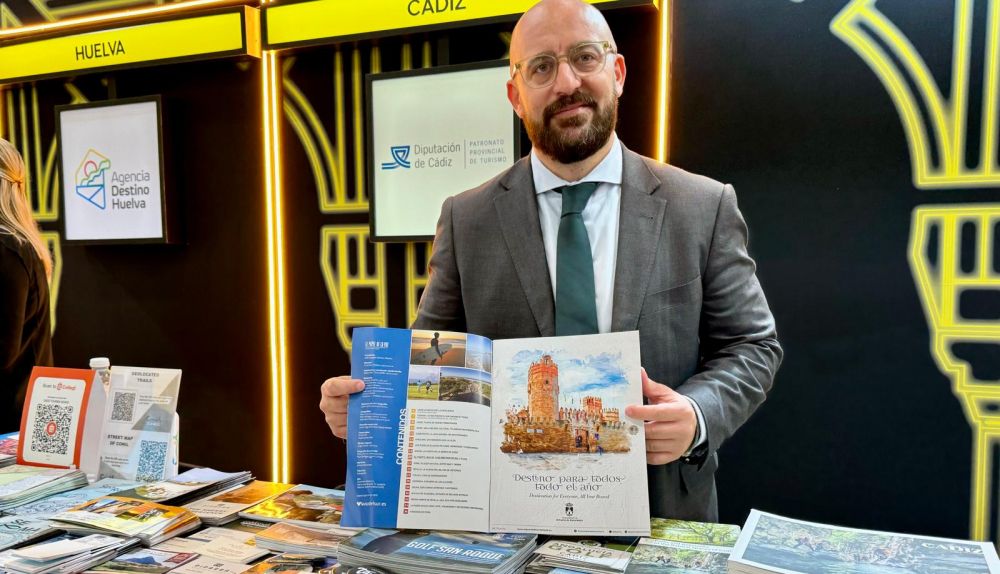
[625,368,697,465]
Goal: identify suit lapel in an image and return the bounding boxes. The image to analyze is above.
[612,147,666,332]
[494,158,556,336]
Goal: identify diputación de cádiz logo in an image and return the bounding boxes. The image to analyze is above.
[381,145,411,170]
[75,149,111,209]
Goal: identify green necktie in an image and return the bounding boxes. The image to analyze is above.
[555,182,599,335]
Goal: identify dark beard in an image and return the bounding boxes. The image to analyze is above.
[525,90,617,164]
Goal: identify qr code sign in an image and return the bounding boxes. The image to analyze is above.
[136,440,168,481]
[30,404,72,455]
[110,391,137,423]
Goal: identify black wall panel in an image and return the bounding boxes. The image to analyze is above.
[671,0,999,539]
[46,58,271,477]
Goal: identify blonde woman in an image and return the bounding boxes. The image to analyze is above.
[0,137,52,428]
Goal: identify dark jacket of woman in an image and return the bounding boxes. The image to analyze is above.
[1,230,52,429]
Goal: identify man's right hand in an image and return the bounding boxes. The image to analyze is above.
[319,376,365,439]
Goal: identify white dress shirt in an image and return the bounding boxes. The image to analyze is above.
[531,137,622,334]
[530,136,706,453]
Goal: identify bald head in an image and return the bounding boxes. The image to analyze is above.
[510,0,617,64]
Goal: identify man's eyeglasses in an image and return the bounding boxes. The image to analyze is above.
[512,41,616,89]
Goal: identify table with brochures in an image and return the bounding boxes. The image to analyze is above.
[2,427,999,574]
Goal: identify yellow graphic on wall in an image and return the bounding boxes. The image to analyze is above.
[280,46,379,214]
[2,83,67,222]
[319,225,387,352]
[0,81,87,336]
[832,0,1000,188]
[41,231,61,333]
[833,0,1000,542]
[909,206,1000,542]
[283,41,436,351]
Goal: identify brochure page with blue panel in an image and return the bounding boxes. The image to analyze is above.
[343,328,650,536]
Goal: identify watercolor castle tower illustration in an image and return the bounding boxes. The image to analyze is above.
[500,354,633,454]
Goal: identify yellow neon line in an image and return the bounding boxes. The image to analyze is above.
[352,47,364,203]
[866,8,953,172]
[971,427,988,539]
[835,14,930,186]
[908,211,939,329]
[19,88,29,198]
[4,90,12,147]
[422,39,431,67]
[922,205,1000,216]
[0,0,239,38]
[31,85,42,213]
[270,50,291,484]
[401,42,412,70]
[262,50,281,483]
[260,0,289,484]
[980,216,989,280]
[283,73,342,212]
[41,133,59,222]
[334,48,346,210]
[284,98,329,206]
[655,0,669,163]
[44,232,61,333]
[950,277,1000,287]
[934,327,1000,338]
[949,0,972,176]
[982,1,999,173]
[941,216,956,327]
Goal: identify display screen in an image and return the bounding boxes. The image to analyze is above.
[58,97,169,243]
[368,60,520,241]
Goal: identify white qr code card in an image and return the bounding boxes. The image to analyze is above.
[18,367,100,468]
[98,367,181,482]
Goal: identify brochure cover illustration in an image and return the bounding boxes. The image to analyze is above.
[239,484,345,528]
[338,529,536,569]
[343,328,649,535]
[729,510,1000,574]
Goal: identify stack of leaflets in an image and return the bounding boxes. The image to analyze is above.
[0,432,18,469]
[527,539,632,573]
[49,496,201,546]
[152,528,269,564]
[0,466,88,512]
[254,522,350,557]
[239,485,354,535]
[184,481,293,525]
[4,534,140,574]
[336,529,537,574]
[0,516,61,551]
[85,548,199,574]
[728,510,1000,574]
[243,554,337,574]
[5,479,141,518]
[111,469,252,507]
[624,518,740,573]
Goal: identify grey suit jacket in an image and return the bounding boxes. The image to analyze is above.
[412,145,782,522]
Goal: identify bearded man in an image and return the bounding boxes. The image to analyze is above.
[321,0,782,521]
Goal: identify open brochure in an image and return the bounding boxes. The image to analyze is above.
[729,510,1000,574]
[343,328,650,535]
[50,496,200,546]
